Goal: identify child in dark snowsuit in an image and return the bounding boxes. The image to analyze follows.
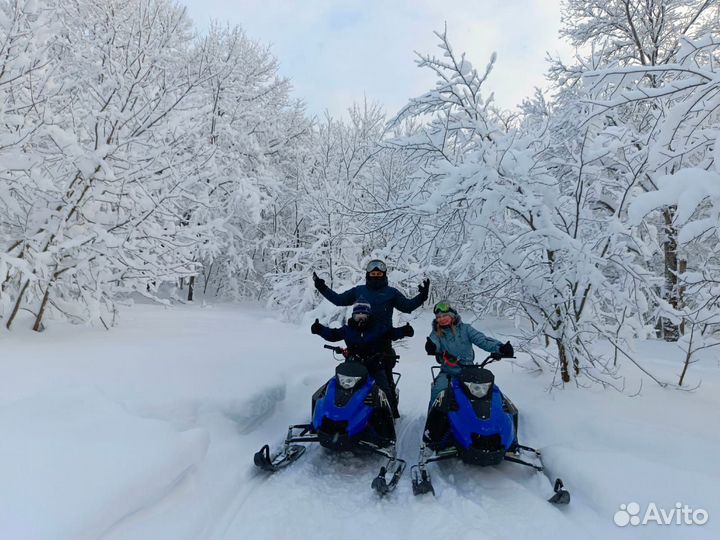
[311,302,414,418]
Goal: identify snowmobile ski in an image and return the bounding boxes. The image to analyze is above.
[371,458,406,496]
[411,443,571,503]
[253,443,306,472]
[548,478,571,505]
[253,424,317,473]
[410,443,455,496]
[410,464,434,496]
[505,446,570,504]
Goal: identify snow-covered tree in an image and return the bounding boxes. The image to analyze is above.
[557,0,720,340]
[615,34,720,382]
[372,29,669,385]
[181,23,309,302]
[265,101,393,319]
[0,0,62,325]
[2,0,215,330]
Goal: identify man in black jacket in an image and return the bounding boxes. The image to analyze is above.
[313,259,429,332]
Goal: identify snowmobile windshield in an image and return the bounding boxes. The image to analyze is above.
[464,381,492,398]
[337,374,363,389]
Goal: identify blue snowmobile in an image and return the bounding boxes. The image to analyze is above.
[411,353,571,504]
[254,345,406,495]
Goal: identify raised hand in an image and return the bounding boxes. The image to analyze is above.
[418,278,430,300]
[498,341,514,358]
[312,272,326,290]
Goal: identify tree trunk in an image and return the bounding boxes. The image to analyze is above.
[33,285,51,332]
[661,206,680,341]
[6,279,31,330]
[678,258,687,336]
[187,275,195,302]
[203,262,214,295]
[556,338,571,383]
[678,324,694,387]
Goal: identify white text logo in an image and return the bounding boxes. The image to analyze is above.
[614,502,709,527]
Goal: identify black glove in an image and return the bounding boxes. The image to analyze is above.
[402,323,414,337]
[312,272,326,291]
[310,318,322,334]
[418,278,430,300]
[425,337,437,355]
[498,341,514,358]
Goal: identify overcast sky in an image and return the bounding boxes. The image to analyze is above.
[179,0,575,118]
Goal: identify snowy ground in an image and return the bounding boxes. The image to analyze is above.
[1,303,718,539]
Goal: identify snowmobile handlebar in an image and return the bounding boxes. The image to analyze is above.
[479,353,516,368]
[323,345,399,363]
[430,354,516,378]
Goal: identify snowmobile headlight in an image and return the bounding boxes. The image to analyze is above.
[337,374,362,389]
[464,381,492,398]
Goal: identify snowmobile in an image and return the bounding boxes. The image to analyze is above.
[254,345,406,496]
[411,353,571,504]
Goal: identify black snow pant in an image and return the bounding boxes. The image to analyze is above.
[378,345,399,418]
[353,342,400,419]
[369,366,399,419]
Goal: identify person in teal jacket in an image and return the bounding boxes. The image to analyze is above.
[424,301,514,407]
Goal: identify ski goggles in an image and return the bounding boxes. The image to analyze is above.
[433,302,453,314]
[365,259,387,273]
[352,312,370,322]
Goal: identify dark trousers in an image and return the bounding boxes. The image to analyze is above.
[351,343,399,418]
[382,347,399,417]
[370,367,398,417]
